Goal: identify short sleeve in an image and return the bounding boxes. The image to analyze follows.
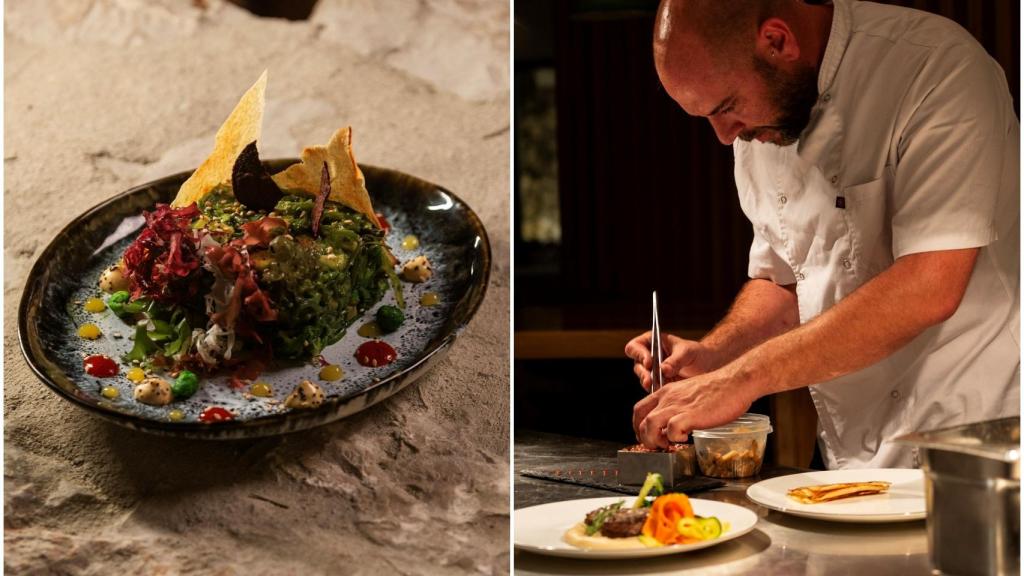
[890,42,1010,258]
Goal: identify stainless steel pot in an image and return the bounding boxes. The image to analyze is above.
[895,417,1020,576]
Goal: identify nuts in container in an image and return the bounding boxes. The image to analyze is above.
[692,413,773,478]
[695,436,766,477]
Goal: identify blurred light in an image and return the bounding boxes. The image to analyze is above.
[428,192,454,211]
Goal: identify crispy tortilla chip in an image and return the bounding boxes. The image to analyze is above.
[271,127,382,228]
[787,481,891,504]
[171,70,268,208]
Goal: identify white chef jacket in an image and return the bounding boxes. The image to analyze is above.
[733,0,1020,469]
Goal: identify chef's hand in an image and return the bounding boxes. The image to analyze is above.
[632,369,753,449]
[625,332,715,391]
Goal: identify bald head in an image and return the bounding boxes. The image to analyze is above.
[654,0,783,77]
[652,0,830,146]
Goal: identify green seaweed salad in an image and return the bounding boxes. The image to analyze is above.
[106,183,403,375]
[200,186,403,357]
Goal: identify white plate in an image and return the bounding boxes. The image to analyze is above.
[746,468,926,523]
[514,496,759,559]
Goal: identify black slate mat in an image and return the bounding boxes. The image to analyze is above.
[520,468,724,495]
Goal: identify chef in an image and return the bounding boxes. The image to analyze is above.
[627,0,1019,468]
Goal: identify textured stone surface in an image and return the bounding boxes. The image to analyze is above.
[4,1,510,574]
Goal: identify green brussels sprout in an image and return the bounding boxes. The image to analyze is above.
[376,305,405,334]
[172,370,200,399]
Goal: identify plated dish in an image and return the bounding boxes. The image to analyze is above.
[19,72,489,438]
[514,495,758,559]
[746,469,926,523]
[565,473,726,548]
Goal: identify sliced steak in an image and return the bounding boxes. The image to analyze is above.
[600,508,648,538]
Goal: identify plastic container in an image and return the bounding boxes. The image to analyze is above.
[692,413,773,478]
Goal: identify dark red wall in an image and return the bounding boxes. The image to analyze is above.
[549,0,1019,330]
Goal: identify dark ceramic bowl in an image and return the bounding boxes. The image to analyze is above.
[18,160,490,439]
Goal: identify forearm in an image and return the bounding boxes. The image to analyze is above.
[730,249,978,398]
[700,278,799,368]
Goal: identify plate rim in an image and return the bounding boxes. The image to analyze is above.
[17,160,491,439]
[745,468,927,523]
[513,495,760,559]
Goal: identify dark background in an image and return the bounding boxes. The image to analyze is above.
[223,0,319,20]
[515,0,1020,447]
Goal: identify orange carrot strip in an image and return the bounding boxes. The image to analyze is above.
[641,494,697,544]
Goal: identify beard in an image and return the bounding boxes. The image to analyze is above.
[740,55,820,146]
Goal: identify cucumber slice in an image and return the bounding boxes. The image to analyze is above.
[676,517,703,540]
[698,516,723,539]
[632,472,665,508]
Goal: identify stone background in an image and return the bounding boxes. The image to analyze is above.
[4,1,510,574]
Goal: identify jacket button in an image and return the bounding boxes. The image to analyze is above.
[890,390,900,399]
[795,272,805,281]
[779,195,788,205]
[842,258,853,270]
[830,174,839,185]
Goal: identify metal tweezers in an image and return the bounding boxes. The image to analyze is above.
[650,291,664,394]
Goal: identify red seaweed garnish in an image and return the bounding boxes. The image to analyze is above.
[240,216,287,248]
[206,244,278,329]
[122,203,202,303]
[199,213,289,344]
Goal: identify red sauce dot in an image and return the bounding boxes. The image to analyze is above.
[355,341,397,368]
[199,406,234,423]
[84,355,119,378]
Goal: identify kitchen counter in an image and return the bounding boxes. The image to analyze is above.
[515,431,931,576]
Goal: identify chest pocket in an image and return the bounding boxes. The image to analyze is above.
[772,165,853,276]
[842,172,893,279]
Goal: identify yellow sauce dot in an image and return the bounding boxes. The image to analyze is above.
[420,292,440,307]
[126,367,146,383]
[84,297,107,313]
[250,382,273,397]
[168,409,185,422]
[357,321,382,338]
[319,365,344,381]
[401,235,420,250]
[78,323,102,339]
[101,386,120,399]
